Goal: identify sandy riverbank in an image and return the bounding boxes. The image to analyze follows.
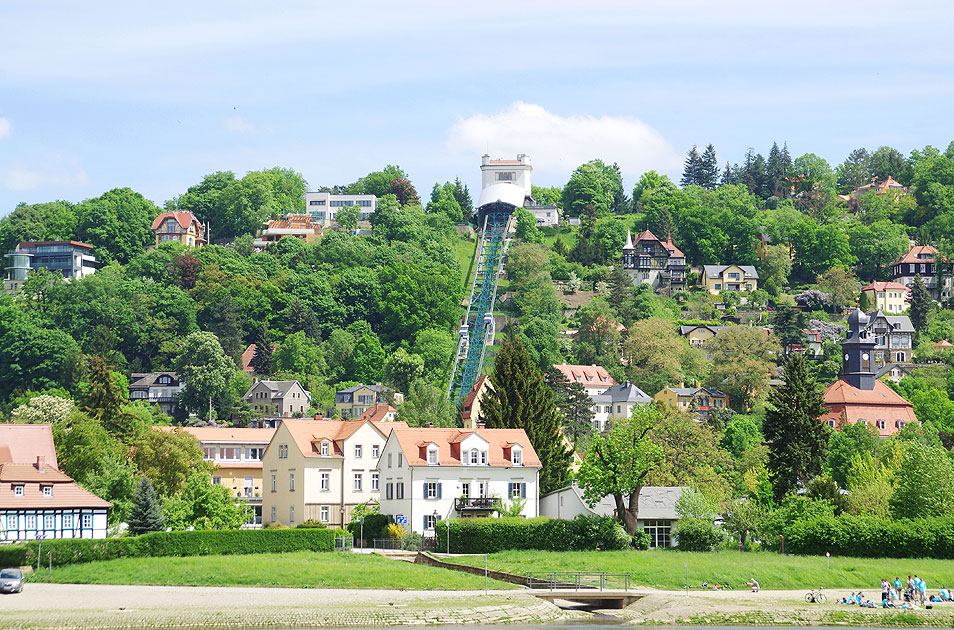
[5,584,954,629]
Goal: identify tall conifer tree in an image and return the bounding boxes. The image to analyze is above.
[909,275,932,341]
[250,324,273,376]
[681,145,702,187]
[479,335,571,493]
[127,476,166,535]
[763,354,830,501]
[699,144,720,190]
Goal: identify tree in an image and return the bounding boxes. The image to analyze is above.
[681,145,702,188]
[344,332,385,383]
[699,144,720,190]
[763,354,830,501]
[869,146,906,183]
[174,331,235,420]
[826,420,879,487]
[249,325,273,376]
[622,317,704,396]
[131,427,209,497]
[707,326,781,409]
[766,141,792,198]
[836,148,871,193]
[647,410,735,501]
[723,498,767,550]
[547,368,595,444]
[12,395,74,425]
[397,378,457,427]
[127,477,166,535]
[478,335,571,493]
[386,177,420,206]
[78,356,138,442]
[335,205,360,232]
[0,201,76,272]
[889,441,954,519]
[513,207,543,244]
[383,348,424,394]
[817,266,859,313]
[412,327,455,384]
[572,299,621,366]
[206,296,245,366]
[772,305,805,354]
[74,188,157,264]
[562,160,622,217]
[758,243,793,290]
[576,406,664,534]
[426,182,464,223]
[163,472,246,530]
[909,275,932,340]
[722,414,763,459]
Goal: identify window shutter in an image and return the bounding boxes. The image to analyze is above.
[424,515,429,531]
[424,482,429,496]
[438,483,443,499]
[521,483,527,499]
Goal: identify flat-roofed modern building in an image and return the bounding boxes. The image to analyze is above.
[304,192,376,228]
[4,240,97,292]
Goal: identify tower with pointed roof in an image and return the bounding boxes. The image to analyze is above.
[841,308,876,390]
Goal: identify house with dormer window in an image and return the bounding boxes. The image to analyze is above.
[376,427,540,535]
[245,380,311,418]
[151,211,206,248]
[129,372,185,415]
[261,418,406,528]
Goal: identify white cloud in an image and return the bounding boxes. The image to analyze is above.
[3,154,89,192]
[0,118,10,140]
[223,116,256,134]
[446,102,681,179]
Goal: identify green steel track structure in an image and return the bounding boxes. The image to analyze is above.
[446,209,514,404]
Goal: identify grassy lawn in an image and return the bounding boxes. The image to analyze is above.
[451,235,478,290]
[28,551,517,590]
[453,550,954,591]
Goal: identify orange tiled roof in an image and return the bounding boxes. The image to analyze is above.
[152,211,203,232]
[822,379,914,406]
[635,229,660,243]
[155,426,276,443]
[281,418,407,458]
[462,375,490,420]
[894,245,939,265]
[662,233,685,258]
[0,425,59,467]
[390,427,541,468]
[357,405,397,423]
[0,464,112,509]
[862,281,910,292]
[551,364,617,388]
[933,340,954,348]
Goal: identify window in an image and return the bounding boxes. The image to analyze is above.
[247,447,264,460]
[877,420,887,430]
[461,482,470,497]
[425,514,438,530]
[44,514,54,530]
[244,477,253,497]
[289,507,295,524]
[512,447,523,466]
[388,453,393,467]
[42,485,52,497]
[427,446,439,465]
[278,444,289,459]
[371,472,379,491]
[478,481,488,497]
[354,444,362,458]
[203,447,215,460]
[508,482,527,499]
[320,506,329,522]
[896,420,906,429]
[6,514,16,530]
[212,476,222,486]
[289,472,295,492]
[897,352,904,362]
[82,513,92,528]
[371,444,380,458]
[26,514,36,529]
[271,474,277,492]
[354,473,363,492]
[386,482,394,500]
[320,472,330,491]
[714,283,722,291]
[425,482,441,499]
[397,482,404,499]
[14,485,24,497]
[496,171,515,181]
[480,451,487,465]
[320,441,330,456]
[398,454,403,467]
[640,520,672,548]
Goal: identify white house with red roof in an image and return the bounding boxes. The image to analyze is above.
[376,427,540,535]
[861,281,910,314]
[152,210,206,248]
[891,244,951,300]
[262,418,407,528]
[0,425,111,541]
[551,364,617,397]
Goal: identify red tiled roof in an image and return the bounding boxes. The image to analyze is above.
[152,211,203,232]
[462,375,489,420]
[662,234,685,258]
[0,425,59,467]
[391,427,541,468]
[155,426,275,444]
[822,379,913,406]
[820,379,916,437]
[551,364,617,388]
[357,405,397,423]
[281,418,408,458]
[933,340,954,348]
[894,245,939,265]
[635,229,659,242]
[862,281,909,292]
[0,464,112,509]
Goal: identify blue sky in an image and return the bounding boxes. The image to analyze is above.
[1,1,953,215]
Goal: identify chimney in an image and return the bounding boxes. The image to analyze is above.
[476,422,485,429]
[426,422,434,428]
[35,455,45,470]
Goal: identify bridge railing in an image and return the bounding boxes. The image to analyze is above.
[526,571,633,591]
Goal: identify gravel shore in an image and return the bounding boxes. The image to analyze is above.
[0,583,567,630]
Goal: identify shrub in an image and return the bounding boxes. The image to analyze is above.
[785,515,954,559]
[674,518,726,551]
[631,530,651,550]
[436,515,632,553]
[346,513,389,544]
[296,519,327,529]
[6,527,347,568]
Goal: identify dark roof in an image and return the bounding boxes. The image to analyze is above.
[129,372,180,389]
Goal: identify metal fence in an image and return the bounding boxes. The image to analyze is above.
[526,571,634,591]
[372,538,422,550]
[335,535,354,551]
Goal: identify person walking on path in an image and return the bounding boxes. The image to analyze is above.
[881,579,890,603]
[894,577,902,601]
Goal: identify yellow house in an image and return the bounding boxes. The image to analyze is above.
[861,281,909,314]
[155,426,275,527]
[152,211,206,247]
[702,264,759,295]
[653,385,730,418]
[679,325,724,348]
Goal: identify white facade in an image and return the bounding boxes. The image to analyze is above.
[304,192,377,228]
[526,205,560,227]
[480,154,532,200]
[2,508,109,541]
[376,428,540,535]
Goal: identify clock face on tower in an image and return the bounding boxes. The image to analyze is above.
[863,353,869,361]
[844,354,849,361]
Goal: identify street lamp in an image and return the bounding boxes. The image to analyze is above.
[432,510,440,553]
[359,517,365,551]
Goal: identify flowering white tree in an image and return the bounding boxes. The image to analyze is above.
[11,395,74,424]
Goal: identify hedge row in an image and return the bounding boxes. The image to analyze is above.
[0,527,348,567]
[786,515,954,559]
[435,515,638,553]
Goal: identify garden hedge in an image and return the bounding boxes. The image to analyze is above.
[786,515,954,559]
[435,515,634,553]
[0,527,348,568]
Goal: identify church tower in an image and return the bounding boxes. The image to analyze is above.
[841,308,876,390]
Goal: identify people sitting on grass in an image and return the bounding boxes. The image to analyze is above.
[748,578,759,593]
[940,587,953,602]
[837,593,857,605]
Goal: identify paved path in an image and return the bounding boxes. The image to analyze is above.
[0,583,566,629]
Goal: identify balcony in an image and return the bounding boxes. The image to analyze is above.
[455,497,500,511]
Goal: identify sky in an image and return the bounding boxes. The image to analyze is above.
[1,0,953,215]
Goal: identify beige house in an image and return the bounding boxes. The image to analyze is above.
[152,211,206,248]
[461,375,492,429]
[861,281,909,314]
[245,380,311,418]
[702,264,759,295]
[335,384,396,419]
[262,418,407,528]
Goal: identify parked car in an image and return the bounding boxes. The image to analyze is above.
[0,568,24,594]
